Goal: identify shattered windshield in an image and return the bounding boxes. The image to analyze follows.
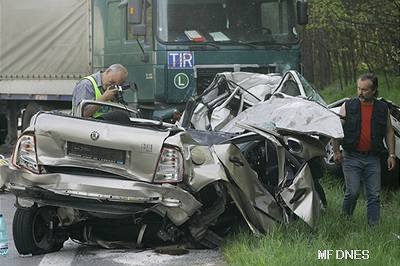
[156,0,298,46]
[298,74,327,106]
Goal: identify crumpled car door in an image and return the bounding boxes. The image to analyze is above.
[213,144,283,234]
[238,125,322,228]
[214,127,323,231]
[278,163,322,228]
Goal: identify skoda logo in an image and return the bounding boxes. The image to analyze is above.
[90,131,100,141]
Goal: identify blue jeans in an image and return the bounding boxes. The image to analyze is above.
[342,150,381,225]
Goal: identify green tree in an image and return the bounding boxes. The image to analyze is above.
[302,0,400,88]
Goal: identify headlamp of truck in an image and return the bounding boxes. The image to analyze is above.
[13,134,40,174]
[153,146,183,183]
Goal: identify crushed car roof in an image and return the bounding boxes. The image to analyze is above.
[222,93,344,139]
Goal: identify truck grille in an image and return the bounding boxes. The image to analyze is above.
[196,68,233,95]
[240,65,276,74]
[67,142,126,165]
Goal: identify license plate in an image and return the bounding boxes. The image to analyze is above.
[67,142,126,165]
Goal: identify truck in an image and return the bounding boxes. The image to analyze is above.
[0,0,308,144]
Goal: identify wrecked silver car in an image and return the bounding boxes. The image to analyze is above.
[180,70,327,131]
[0,79,343,255]
[181,70,399,187]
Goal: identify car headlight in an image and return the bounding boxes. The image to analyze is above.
[286,137,303,154]
[153,145,183,183]
[13,134,40,174]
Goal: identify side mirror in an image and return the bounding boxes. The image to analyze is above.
[127,0,143,24]
[126,0,148,37]
[296,0,308,25]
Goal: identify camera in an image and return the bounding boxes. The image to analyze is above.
[114,82,135,104]
[114,83,131,91]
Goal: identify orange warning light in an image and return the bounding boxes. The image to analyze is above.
[129,7,136,15]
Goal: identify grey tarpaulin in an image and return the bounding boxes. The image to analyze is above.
[0,0,90,78]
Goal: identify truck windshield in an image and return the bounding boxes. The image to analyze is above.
[156,0,298,45]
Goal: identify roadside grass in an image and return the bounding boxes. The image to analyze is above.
[320,75,400,105]
[222,177,400,266]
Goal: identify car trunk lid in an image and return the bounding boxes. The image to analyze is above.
[32,112,171,182]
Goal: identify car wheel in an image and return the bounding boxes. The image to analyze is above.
[13,206,64,255]
[324,140,343,177]
[308,156,326,179]
[314,179,327,208]
[380,156,400,188]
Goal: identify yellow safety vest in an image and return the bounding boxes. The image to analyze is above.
[82,75,105,118]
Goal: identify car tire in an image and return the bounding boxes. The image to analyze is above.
[309,156,326,179]
[324,140,343,178]
[381,156,400,188]
[13,206,64,255]
[314,179,327,208]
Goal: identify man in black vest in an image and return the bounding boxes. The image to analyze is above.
[332,73,396,226]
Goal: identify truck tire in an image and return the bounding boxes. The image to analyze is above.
[22,102,51,131]
[13,206,64,255]
[22,102,39,131]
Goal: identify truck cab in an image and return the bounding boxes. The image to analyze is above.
[0,0,307,144]
[94,0,308,117]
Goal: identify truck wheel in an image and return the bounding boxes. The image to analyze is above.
[13,206,64,255]
[21,102,50,131]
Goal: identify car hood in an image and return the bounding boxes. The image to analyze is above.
[222,93,344,139]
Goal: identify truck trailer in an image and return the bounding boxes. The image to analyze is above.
[0,0,308,144]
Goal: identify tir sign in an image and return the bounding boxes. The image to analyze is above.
[168,52,194,69]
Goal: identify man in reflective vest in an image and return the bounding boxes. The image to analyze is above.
[72,64,128,117]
